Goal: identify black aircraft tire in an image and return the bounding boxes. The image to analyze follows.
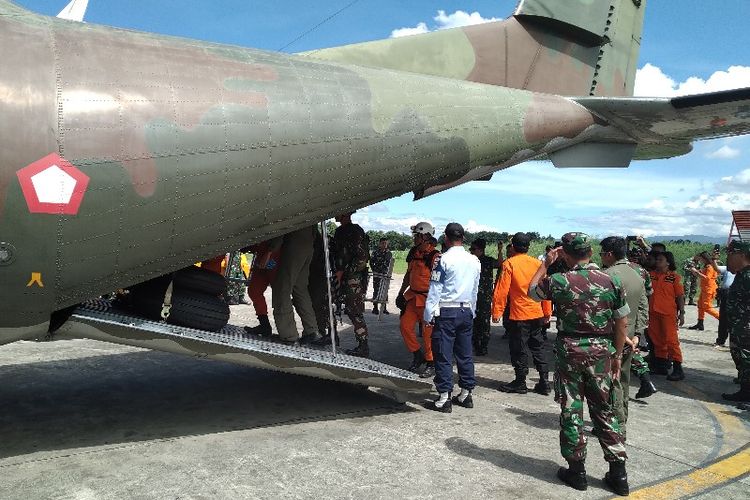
[172,266,227,296]
[167,291,230,332]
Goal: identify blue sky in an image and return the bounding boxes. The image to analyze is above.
[17,0,750,237]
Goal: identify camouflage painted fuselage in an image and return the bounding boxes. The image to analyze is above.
[0,1,604,340]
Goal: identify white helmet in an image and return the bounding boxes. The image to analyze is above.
[411,222,435,235]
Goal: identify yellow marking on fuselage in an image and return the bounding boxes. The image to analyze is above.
[26,272,44,287]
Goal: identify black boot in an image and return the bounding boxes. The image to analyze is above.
[635,372,657,398]
[371,305,379,315]
[667,361,685,381]
[499,373,528,394]
[407,350,425,373]
[419,362,435,379]
[533,372,551,395]
[688,320,704,330]
[312,333,340,346]
[557,460,587,491]
[604,461,629,496]
[650,357,669,375]
[722,383,750,402]
[382,308,390,315]
[244,315,272,337]
[345,339,369,358]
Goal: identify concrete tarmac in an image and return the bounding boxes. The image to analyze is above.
[0,276,748,499]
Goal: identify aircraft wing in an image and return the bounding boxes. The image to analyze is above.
[573,87,750,160]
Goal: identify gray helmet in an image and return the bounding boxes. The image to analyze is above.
[411,221,435,235]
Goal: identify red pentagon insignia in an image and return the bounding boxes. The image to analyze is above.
[16,154,90,215]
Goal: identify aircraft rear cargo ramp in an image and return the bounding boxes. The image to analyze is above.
[58,302,431,394]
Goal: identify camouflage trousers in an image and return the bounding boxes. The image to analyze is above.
[342,272,368,341]
[227,254,247,302]
[555,336,627,463]
[472,301,492,350]
[730,334,750,385]
[631,351,649,376]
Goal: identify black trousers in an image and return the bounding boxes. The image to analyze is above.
[716,289,729,345]
[505,317,549,377]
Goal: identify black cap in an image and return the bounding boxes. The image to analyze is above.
[444,222,465,240]
[471,238,487,250]
[511,232,531,251]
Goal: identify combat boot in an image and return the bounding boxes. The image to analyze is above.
[688,320,704,330]
[243,315,272,337]
[650,357,669,375]
[667,361,685,381]
[604,461,629,496]
[722,383,750,402]
[557,460,587,491]
[533,372,551,395]
[312,333,340,347]
[498,373,528,394]
[345,339,369,358]
[371,305,379,315]
[635,373,657,399]
[407,349,425,372]
[419,362,435,378]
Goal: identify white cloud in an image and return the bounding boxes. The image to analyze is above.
[434,10,500,29]
[706,144,741,159]
[390,22,429,38]
[465,219,499,233]
[716,168,750,191]
[634,63,750,97]
[391,10,499,38]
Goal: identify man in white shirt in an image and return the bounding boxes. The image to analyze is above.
[424,223,481,412]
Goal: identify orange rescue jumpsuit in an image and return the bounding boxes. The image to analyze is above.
[649,270,684,362]
[246,240,281,316]
[399,243,439,361]
[697,265,720,321]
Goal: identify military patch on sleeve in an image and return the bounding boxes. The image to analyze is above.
[665,275,676,283]
[430,256,443,282]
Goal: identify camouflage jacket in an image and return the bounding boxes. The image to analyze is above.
[682,257,698,273]
[477,254,499,304]
[333,223,369,276]
[531,262,630,336]
[726,265,750,341]
[370,248,392,274]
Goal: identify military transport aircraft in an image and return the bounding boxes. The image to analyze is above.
[1,0,749,391]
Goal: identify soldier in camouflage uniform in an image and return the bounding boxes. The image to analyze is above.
[226,252,248,305]
[530,233,630,496]
[469,238,499,356]
[369,237,392,315]
[333,212,371,357]
[683,256,699,305]
[722,240,750,403]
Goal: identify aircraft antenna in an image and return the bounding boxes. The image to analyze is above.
[277,0,363,52]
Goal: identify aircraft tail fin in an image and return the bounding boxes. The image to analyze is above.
[303,0,646,97]
[57,0,88,22]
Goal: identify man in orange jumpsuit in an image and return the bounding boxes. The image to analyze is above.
[492,232,553,395]
[688,251,720,331]
[242,238,282,337]
[649,252,686,380]
[397,222,440,377]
